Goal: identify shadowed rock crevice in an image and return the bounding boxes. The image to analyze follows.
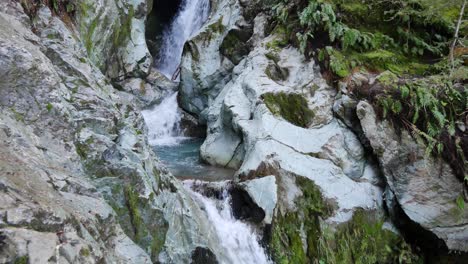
[229,187,266,223]
[191,247,218,264]
[145,0,183,57]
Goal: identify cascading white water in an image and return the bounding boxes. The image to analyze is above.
[141,93,187,146]
[156,0,210,79]
[144,2,271,262]
[185,181,272,264]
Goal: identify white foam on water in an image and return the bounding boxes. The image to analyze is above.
[141,92,188,146]
[184,181,273,264]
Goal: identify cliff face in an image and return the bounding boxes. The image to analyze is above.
[178,0,467,261]
[0,0,466,263]
[0,1,221,263]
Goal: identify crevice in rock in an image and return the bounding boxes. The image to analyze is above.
[384,190,460,259]
[191,247,218,264]
[229,186,265,224]
[223,139,243,169]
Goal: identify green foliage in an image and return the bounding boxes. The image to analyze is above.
[262,92,315,128]
[316,210,420,264]
[268,0,464,77]
[46,103,53,112]
[271,177,335,264]
[271,178,419,264]
[376,74,466,157]
[365,69,468,182]
[14,256,29,264]
[456,195,465,210]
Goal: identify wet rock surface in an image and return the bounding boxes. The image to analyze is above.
[178,0,468,260]
[0,1,223,263]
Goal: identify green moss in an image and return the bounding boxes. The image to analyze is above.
[271,184,420,264]
[124,185,144,241]
[271,177,335,264]
[14,256,28,264]
[376,71,399,86]
[316,210,421,264]
[46,103,53,112]
[10,107,25,122]
[184,42,200,62]
[263,92,314,128]
[111,5,135,49]
[220,30,251,64]
[328,50,351,78]
[120,185,168,262]
[85,18,98,53]
[220,33,239,55]
[208,16,225,33]
[80,247,90,257]
[320,46,430,78]
[265,52,280,63]
[265,63,289,82]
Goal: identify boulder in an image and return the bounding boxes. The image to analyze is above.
[238,176,278,224]
[357,101,468,252]
[179,0,245,117]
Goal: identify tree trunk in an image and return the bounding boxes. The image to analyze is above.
[450,0,466,70]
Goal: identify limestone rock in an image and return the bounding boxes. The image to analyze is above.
[179,0,244,117]
[357,100,468,252]
[239,176,278,224]
[0,2,222,263]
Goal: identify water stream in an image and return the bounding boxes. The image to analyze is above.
[185,181,272,264]
[156,0,210,79]
[143,0,272,262]
[142,94,272,263]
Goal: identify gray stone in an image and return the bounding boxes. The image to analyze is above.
[239,176,277,224]
[357,100,468,252]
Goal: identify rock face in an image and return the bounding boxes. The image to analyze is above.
[179,0,247,119]
[0,1,222,263]
[178,3,396,261]
[190,15,383,219]
[239,176,277,224]
[178,0,467,261]
[76,0,153,80]
[357,101,468,252]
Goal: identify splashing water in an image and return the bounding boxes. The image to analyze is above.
[141,93,187,146]
[156,0,211,79]
[184,181,272,264]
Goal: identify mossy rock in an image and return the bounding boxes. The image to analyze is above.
[265,63,289,82]
[316,210,421,264]
[270,177,420,263]
[262,92,314,128]
[13,256,28,264]
[124,185,168,261]
[101,184,168,262]
[220,29,252,64]
[270,177,335,264]
[207,16,225,33]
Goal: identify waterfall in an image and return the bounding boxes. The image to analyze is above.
[144,2,271,262]
[141,93,186,146]
[156,0,211,79]
[184,181,272,264]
